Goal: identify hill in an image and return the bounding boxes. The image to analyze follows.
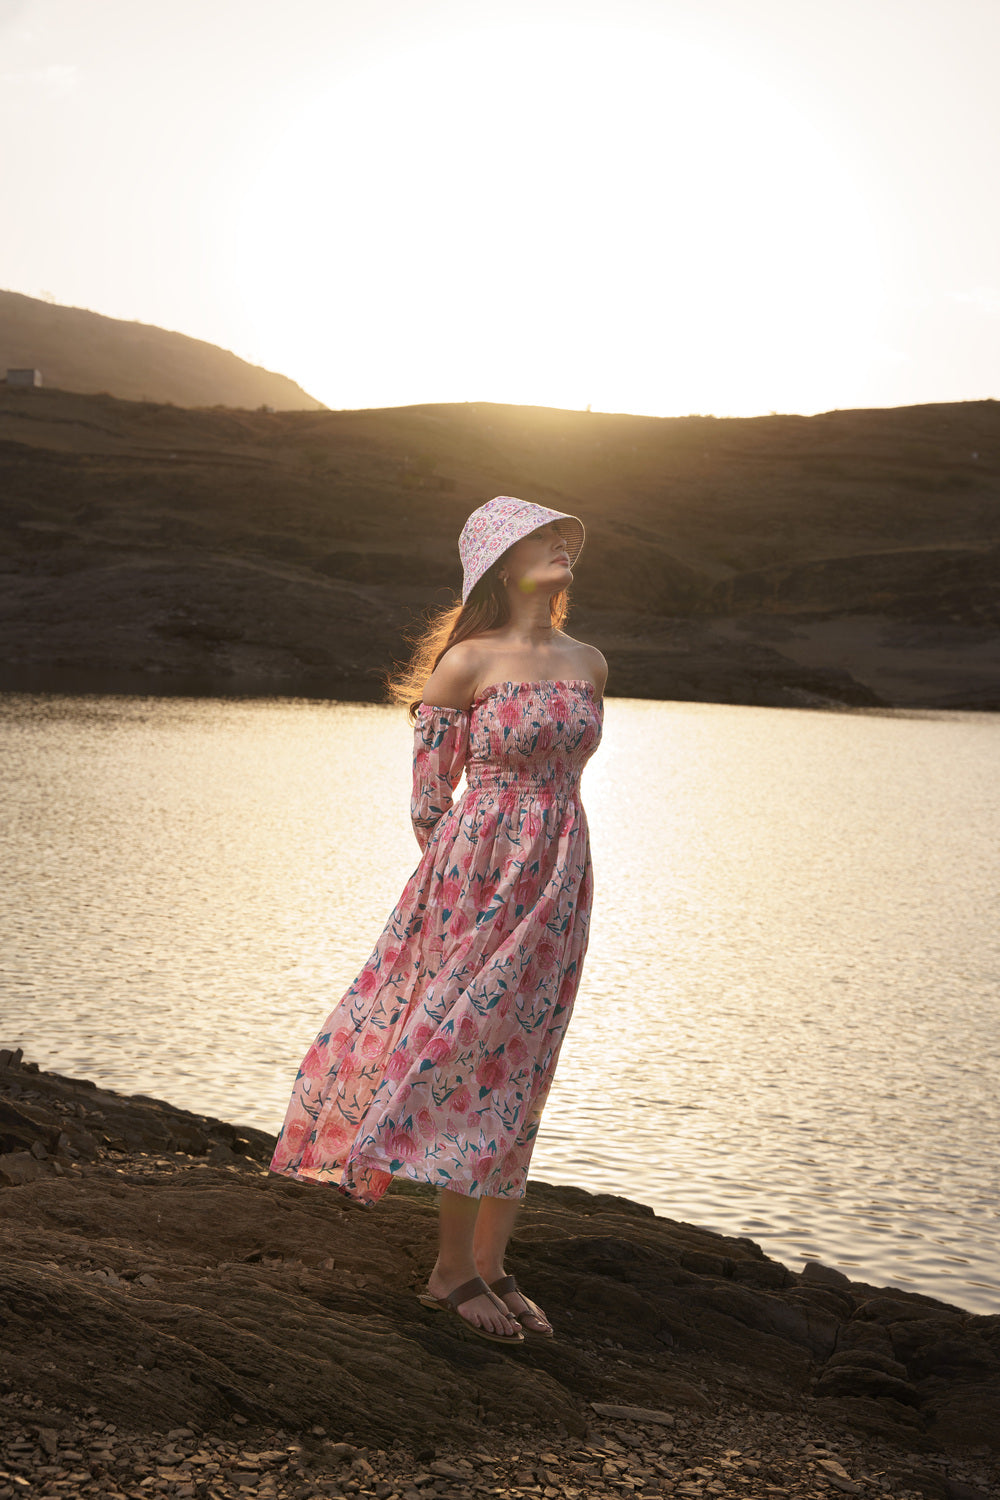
[0,290,324,410]
[0,386,998,708]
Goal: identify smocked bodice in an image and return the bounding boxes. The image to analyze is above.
[465,680,603,798]
[411,679,603,848]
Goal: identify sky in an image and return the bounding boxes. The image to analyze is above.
[1,0,998,418]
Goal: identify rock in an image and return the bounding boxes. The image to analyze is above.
[2,1055,999,1463]
[891,1320,999,1381]
[856,1296,936,1324]
[590,1404,677,1427]
[208,1142,240,1165]
[0,1150,49,1186]
[678,1251,732,1278]
[884,1462,951,1499]
[821,1474,863,1495]
[801,1261,852,1289]
[429,1460,467,1478]
[2,1394,993,1500]
[323,1443,357,1461]
[796,1283,855,1320]
[0,1098,56,1155]
[570,1272,667,1332]
[731,1257,792,1290]
[813,1395,924,1444]
[837,1369,921,1407]
[691,1281,839,1359]
[945,1481,993,1500]
[0,1051,275,1167]
[814,1364,920,1407]
[825,1349,910,1379]
[836,1321,897,1355]
[925,1386,1000,1452]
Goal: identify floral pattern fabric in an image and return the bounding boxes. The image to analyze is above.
[269,680,603,1204]
[458,495,585,601]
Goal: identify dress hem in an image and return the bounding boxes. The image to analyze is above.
[268,1159,528,1206]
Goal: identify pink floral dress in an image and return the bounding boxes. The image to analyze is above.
[269,679,603,1203]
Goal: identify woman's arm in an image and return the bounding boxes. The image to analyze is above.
[421,640,484,711]
[587,645,609,697]
[572,641,608,696]
[410,706,471,851]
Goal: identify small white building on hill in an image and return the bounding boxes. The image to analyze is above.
[5,368,43,387]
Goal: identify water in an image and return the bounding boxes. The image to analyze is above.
[2,692,998,1314]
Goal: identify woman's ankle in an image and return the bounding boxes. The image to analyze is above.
[428,1256,478,1291]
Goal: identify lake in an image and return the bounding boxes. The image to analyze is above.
[2,692,998,1313]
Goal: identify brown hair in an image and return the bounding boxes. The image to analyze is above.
[387,557,571,718]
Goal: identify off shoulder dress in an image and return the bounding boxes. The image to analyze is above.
[269,679,603,1203]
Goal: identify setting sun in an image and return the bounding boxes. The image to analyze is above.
[1,0,996,415]
[217,21,885,416]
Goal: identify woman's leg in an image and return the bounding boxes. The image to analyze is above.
[471,1195,520,1281]
[426,1187,521,1336]
[473,1196,553,1334]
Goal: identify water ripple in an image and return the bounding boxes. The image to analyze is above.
[2,693,998,1312]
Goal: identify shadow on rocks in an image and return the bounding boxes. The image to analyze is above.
[1,1053,998,1461]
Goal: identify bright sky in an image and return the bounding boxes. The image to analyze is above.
[1,0,998,417]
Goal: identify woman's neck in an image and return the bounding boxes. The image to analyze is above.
[502,593,557,643]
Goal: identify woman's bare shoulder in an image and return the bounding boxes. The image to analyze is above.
[559,635,609,693]
[420,640,485,711]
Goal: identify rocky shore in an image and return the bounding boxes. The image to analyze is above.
[2,1050,998,1500]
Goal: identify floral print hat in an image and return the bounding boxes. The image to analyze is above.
[459,495,586,603]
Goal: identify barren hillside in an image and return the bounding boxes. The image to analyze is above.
[1,386,998,707]
[0,291,323,411]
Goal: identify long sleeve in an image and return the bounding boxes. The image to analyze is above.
[410,704,471,851]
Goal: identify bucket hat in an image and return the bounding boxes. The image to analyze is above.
[459,495,585,604]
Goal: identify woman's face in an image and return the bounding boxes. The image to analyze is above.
[501,521,574,596]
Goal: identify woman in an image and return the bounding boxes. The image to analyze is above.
[270,495,606,1344]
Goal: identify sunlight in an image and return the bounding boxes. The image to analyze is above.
[218,20,884,415]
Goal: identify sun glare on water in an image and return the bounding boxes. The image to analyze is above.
[219,22,884,416]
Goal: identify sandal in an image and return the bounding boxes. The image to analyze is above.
[418,1275,524,1345]
[489,1274,554,1337]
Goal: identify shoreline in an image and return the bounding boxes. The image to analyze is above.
[7,1035,995,1319]
[2,1050,999,1500]
[2,679,998,723]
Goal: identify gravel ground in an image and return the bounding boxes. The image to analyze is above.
[2,1391,996,1500]
[3,1055,998,1499]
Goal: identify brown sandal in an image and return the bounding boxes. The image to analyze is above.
[418,1275,524,1344]
[489,1274,554,1337]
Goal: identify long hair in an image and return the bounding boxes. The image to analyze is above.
[387,556,571,719]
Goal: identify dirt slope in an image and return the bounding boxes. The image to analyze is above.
[0,290,324,411]
[1,387,998,707]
